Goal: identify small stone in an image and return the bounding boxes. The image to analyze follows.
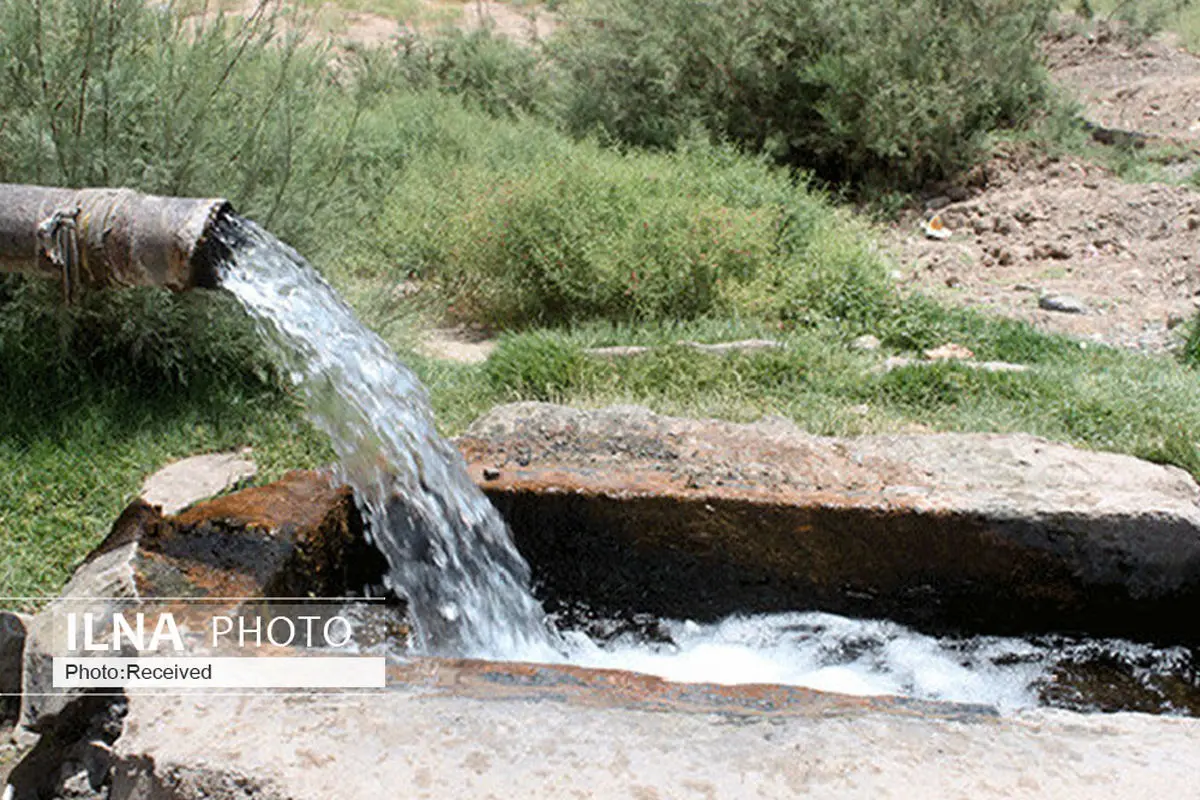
[848,403,871,416]
[1014,206,1040,224]
[924,343,975,361]
[1039,293,1088,314]
[945,276,961,288]
[1167,312,1189,330]
[925,196,951,211]
[58,764,95,798]
[482,467,502,481]
[852,335,881,351]
[142,451,256,515]
[1033,243,1072,261]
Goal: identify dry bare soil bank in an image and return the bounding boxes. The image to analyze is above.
[889,25,1200,353]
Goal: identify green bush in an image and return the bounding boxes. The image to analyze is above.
[372,131,891,328]
[387,27,551,119]
[0,276,275,393]
[553,0,1055,188]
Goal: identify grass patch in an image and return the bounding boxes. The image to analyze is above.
[480,316,1200,477]
[1069,0,1200,51]
[0,360,330,607]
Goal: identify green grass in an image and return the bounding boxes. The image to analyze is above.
[0,380,330,609]
[475,313,1200,473]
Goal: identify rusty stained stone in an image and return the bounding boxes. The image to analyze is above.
[89,470,385,601]
[385,657,996,721]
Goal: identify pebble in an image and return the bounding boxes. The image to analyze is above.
[852,334,882,351]
[1033,243,1073,260]
[1039,293,1088,314]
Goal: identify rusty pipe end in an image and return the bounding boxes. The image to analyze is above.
[0,184,235,294]
[74,189,234,293]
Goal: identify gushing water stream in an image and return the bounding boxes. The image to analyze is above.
[215,216,557,658]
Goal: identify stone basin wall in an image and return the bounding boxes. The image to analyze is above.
[457,403,1200,644]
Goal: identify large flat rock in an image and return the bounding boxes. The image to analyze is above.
[457,403,1200,642]
[106,683,1200,799]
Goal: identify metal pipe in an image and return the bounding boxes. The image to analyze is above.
[0,184,231,298]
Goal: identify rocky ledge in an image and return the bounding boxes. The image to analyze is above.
[457,403,1200,643]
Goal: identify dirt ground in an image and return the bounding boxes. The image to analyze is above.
[1046,22,1200,147]
[887,23,1200,354]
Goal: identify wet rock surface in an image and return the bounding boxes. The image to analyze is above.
[458,403,1200,643]
[94,470,379,601]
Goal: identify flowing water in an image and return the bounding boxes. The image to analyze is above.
[555,610,1197,713]
[214,216,557,658]
[213,214,1196,714]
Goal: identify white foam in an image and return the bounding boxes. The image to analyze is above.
[541,612,1049,711]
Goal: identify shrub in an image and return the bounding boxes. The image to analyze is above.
[374,131,891,328]
[0,0,373,251]
[0,276,275,393]
[387,27,551,119]
[553,0,1055,189]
